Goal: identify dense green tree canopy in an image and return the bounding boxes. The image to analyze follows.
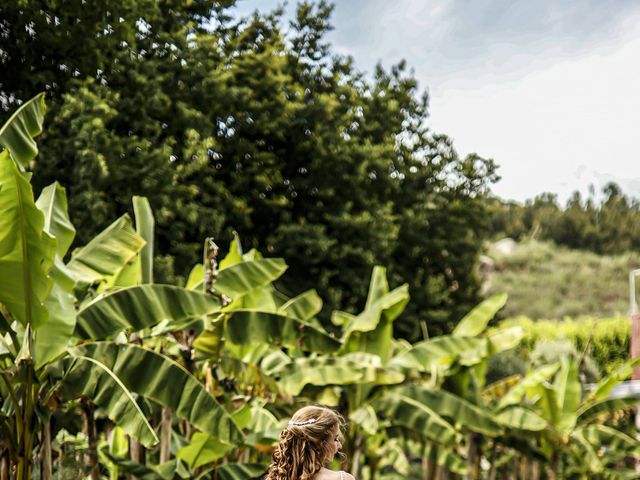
[1,0,497,338]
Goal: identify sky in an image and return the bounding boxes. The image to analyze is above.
[232,0,640,203]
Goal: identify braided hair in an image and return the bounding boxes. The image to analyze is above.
[265,406,344,480]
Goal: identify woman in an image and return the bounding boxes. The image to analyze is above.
[265,406,356,480]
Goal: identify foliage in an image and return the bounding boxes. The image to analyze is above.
[488,184,640,255]
[1,1,498,339]
[502,316,630,375]
[485,239,638,319]
[2,83,640,480]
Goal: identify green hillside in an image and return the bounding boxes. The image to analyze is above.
[485,239,640,319]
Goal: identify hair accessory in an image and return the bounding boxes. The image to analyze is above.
[288,417,317,426]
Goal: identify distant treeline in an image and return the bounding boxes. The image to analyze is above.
[489,182,640,254]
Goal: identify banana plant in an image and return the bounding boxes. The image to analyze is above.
[0,94,242,479]
[496,355,640,479]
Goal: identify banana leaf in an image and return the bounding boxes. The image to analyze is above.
[75,284,220,339]
[190,258,287,298]
[36,182,76,258]
[394,385,502,436]
[176,432,231,469]
[577,396,640,424]
[279,289,323,321]
[54,352,158,447]
[453,293,507,337]
[495,405,547,431]
[275,356,402,396]
[132,196,154,284]
[64,342,242,444]
[224,310,341,353]
[66,214,145,287]
[0,92,46,170]
[0,150,55,329]
[390,335,487,371]
[497,363,560,409]
[375,393,457,445]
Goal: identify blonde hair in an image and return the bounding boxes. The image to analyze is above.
[265,406,344,480]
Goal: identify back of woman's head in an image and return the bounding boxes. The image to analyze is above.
[265,406,343,480]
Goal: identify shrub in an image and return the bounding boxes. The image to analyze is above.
[502,316,630,374]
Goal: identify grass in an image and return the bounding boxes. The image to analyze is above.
[486,239,640,319]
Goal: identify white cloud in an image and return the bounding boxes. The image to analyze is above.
[429,31,640,203]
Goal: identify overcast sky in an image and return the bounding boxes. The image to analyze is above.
[232,0,640,203]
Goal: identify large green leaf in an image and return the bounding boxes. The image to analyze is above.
[351,405,379,436]
[394,386,502,436]
[55,353,158,447]
[176,432,231,470]
[219,233,244,270]
[216,463,266,480]
[275,356,403,396]
[554,357,581,418]
[338,267,409,362]
[497,363,560,409]
[535,385,560,428]
[570,429,603,473]
[0,93,46,170]
[0,150,55,328]
[580,424,640,453]
[33,182,77,367]
[132,196,154,284]
[390,335,487,371]
[194,463,266,480]
[217,259,287,298]
[75,284,220,339]
[224,310,341,353]
[66,214,145,286]
[487,326,524,353]
[279,289,322,321]
[36,182,76,258]
[585,357,640,404]
[576,396,640,424]
[342,268,409,337]
[34,261,76,368]
[496,405,547,431]
[375,393,457,445]
[453,293,507,337]
[66,342,242,444]
[191,259,287,298]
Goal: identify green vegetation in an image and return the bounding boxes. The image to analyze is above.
[485,239,638,319]
[501,316,630,375]
[489,184,640,255]
[1,1,497,340]
[2,95,640,480]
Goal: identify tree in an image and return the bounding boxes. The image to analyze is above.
[3,1,498,339]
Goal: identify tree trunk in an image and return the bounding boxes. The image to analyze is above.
[520,456,527,480]
[466,433,481,480]
[488,442,498,480]
[130,437,146,464]
[350,433,363,478]
[160,407,172,464]
[425,457,440,480]
[17,371,35,480]
[1,451,9,480]
[82,399,99,480]
[511,453,519,480]
[41,416,52,480]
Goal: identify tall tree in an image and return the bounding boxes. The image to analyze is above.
[2,0,497,338]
